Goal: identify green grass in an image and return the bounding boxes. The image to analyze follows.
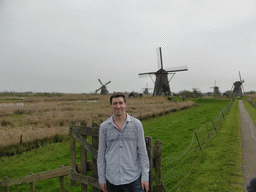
[0,98,242,192]
[243,100,256,126]
[142,99,231,157]
[0,140,92,192]
[0,134,68,157]
[176,100,243,191]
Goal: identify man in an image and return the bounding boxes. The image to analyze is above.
[97,92,149,192]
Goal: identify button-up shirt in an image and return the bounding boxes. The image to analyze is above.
[97,114,149,185]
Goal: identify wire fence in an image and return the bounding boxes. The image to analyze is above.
[162,99,235,191]
[245,99,256,109]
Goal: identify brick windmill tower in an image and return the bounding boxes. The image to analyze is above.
[96,79,111,94]
[139,47,188,96]
[210,80,221,98]
[231,71,244,96]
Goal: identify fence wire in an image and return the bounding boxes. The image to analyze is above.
[162,99,234,191]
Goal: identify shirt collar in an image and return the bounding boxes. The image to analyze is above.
[107,113,131,124]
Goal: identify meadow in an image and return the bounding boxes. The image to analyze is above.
[0,96,244,192]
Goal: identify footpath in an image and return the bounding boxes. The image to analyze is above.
[239,100,256,191]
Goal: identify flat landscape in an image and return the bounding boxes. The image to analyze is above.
[0,94,194,148]
[0,94,247,192]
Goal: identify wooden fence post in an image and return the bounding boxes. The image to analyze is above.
[92,124,100,192]
[145,137,153,192]
[194,131,203,153]
[80,122,88,191]
[211,120,217,132]
[154,140,162,185]
[59,165,65,192]
[29,172,35,192]
[3,176,9,192]
[69,121,76,186]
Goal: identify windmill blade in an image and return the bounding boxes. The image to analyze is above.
[139,74,151,79]
[239,71,242,81]
[138,73,155,83]
[139,72,157,75]
[168,73,176,83]
[156,47,163,69]
[166,65,188,73]
[159,47,163,69]
[241,84,245,94]
[166,68,188,73]
[96,87,102,93]
[214,80,216,87]
[231,84,234,91]
[105,81,111,86]
[98,79,104,85]
[149,74,155,83]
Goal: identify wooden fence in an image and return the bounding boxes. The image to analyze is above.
[0,122,165,192]
[0,161,94,192]
[69,121,166,192]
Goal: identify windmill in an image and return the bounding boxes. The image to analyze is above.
[139,47,188,96]
[96,79,111,94]
[210,80,221,98]
[231,71,244,96]
[142,83,153,95]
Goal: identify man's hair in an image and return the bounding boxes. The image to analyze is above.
[110,92,126,104]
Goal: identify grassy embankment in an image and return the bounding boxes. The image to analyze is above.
[0,99,243,191]
[243,99,256,126]
[177,100,243,191]
[143,99,243,191]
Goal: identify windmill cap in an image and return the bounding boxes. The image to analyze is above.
[247,177,256,192]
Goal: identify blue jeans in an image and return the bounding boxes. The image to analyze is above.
[106,176,145,192]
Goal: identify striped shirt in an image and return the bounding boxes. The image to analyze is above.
[97,114,149,185]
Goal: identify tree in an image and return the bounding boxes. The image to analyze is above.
[192,88,202,98]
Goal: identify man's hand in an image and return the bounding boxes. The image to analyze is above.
[100,183,108,192]
[141,181,149,192]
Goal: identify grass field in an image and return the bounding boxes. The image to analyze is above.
[178,100,243,191]
[0,98,243,192]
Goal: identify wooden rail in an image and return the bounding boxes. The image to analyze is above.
[0,163,91,192]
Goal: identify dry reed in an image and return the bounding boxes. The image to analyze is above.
[0,94,195,147]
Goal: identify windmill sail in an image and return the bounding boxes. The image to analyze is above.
[232,71,244,96]
[96,79,111,94]
[139,47,188,96]
[210,80,221,98]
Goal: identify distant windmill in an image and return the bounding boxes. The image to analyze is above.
[142,83,153,95]
[139,47,188,96]
[96,79,111,94]
[210,80,221,98]
[231,71,244,96]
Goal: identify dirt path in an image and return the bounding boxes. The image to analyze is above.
[239,100,256,191]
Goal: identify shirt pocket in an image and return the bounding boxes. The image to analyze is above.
[106,129,120,145]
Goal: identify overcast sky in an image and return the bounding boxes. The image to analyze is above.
[1,0,256,94]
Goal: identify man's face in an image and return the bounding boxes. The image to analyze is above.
[111,97,127,117]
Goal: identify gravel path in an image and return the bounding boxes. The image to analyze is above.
[239,100,256,191]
